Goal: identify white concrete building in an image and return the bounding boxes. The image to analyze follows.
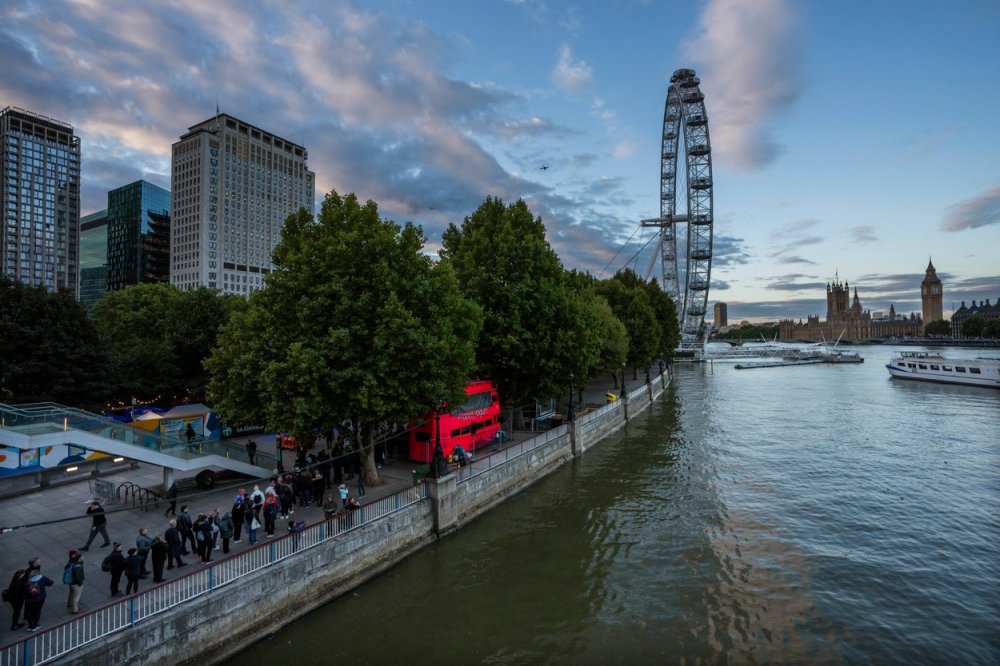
[170,114,314,294]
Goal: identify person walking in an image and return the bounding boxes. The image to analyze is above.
[22,558,53,632]
[150,534,168,583]
[357,473,366,499]
[104,543,125,596]
[218,510,234,554]
[185,423,197,452]
[196,514,214,563]
[80,500,111,551]
[338,483,349,509]
[136,527,153,578]
[164,520,185,570]
[164,482,178,516]
[5,565,30,630]
[62,551,85,614]
[312,470,325,505]
[124,549,142,595]
[178,505,197,555]
[246,439,257,465]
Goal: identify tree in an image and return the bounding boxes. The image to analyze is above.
[441,197,576,426]
[0,277,109,408]
[595,271,660,382]
[93,284,243,404]
[984,317,1000,339]
[961,315,985,339]
[923,319,951,337]
[207,192,481,486]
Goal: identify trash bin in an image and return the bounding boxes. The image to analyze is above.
[606,392,618,403]
[411,464,430,485]
[195,469,216,489]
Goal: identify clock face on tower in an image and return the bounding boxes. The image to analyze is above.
[932,286,940,295]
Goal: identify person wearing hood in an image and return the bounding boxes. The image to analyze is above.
[249,485,265,522]
[22,557,53,632]
[104,543,126,596]
[263,494,279,538]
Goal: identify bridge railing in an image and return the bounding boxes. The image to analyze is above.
[0,482,428,666]
[455,425,570,484]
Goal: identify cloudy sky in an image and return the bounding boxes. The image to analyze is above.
[3,0,998,321]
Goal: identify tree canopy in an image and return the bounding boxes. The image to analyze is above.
[92,283,244,405]
[441,197,581,421]
[207,192,481,484]
[0,277,109,408]
[923,319,950,337]
[960,315,985,338]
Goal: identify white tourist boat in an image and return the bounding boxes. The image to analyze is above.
[885,351,1000,388]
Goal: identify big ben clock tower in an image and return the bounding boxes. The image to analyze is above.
[920,258,943,333]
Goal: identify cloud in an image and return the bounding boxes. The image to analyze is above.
[551,44,593,93]
[683,0,804,171]
[849,225,878,243]
[777,255,817,265]
[941,184,1000,231]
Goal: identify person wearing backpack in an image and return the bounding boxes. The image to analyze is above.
[22,558,53,632]
[103,543,126,596]
[63,550,85,614]
[5,565,30,630]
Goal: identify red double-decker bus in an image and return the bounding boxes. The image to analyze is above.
[408,380,501,463]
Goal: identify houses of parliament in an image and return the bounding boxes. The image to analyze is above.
[778,261,943,341]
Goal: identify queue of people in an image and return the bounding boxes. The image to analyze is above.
[3,437,374,635]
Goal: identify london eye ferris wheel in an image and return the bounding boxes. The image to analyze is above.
[643,68,714,355]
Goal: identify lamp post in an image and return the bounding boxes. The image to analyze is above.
[567,373,575,422]
[427,402,448,478]
[620,362,627,395]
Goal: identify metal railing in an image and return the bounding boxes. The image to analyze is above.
[0,483,428,666]
[455,425,570,484]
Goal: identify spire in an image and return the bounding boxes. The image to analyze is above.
[926,256,935,273]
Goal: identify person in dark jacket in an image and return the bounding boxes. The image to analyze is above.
[263,495,279,538]
[195,514,214,562]
[5,565,31,629]
[217,511,235,554]
[164,520,185,569]
[106,543,126,596]
[80,500,111,551]
[164,482,178,517]
[150,535,168,582]
[178,506,196,554]
[22,558,53,632]
[124,549,142,595]
[231,497,246,543]
[64,550,85,614]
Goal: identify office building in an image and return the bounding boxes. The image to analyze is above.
[79,209,108,309]
[106,179,170,291]
[170,113,314,294]
[1,106,81,293]
[713,302,728,327]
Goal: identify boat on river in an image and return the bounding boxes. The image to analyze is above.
[885,351,1000,388]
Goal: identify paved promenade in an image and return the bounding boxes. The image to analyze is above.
[0,369,657,647]
[0,435,414,645]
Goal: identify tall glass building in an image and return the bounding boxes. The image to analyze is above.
[106,180,171,291]
[79,209,108,309]
[0,106,81,293]
[171,113,313,295]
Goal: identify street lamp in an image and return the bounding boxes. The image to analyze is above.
[567,373,575,422]
[620,362,627,395]
[427,402,448,478]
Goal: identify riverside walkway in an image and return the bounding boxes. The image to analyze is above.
[0,370,655,661]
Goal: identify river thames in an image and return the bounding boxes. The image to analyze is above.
[238,346,999,665]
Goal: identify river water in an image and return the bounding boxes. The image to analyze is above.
[238,346,999,665]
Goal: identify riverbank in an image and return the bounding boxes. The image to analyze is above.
[0,368,670,665]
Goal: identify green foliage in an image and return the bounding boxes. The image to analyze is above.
[92,284,242,404]
[207,192,481,481]
[0,277,109,408]
[984,317,1000,339]
[960,315,985,338]
[923,319,951,337]
[441,197,576,412]
[713,323,780,341]
[595,270,661,370]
